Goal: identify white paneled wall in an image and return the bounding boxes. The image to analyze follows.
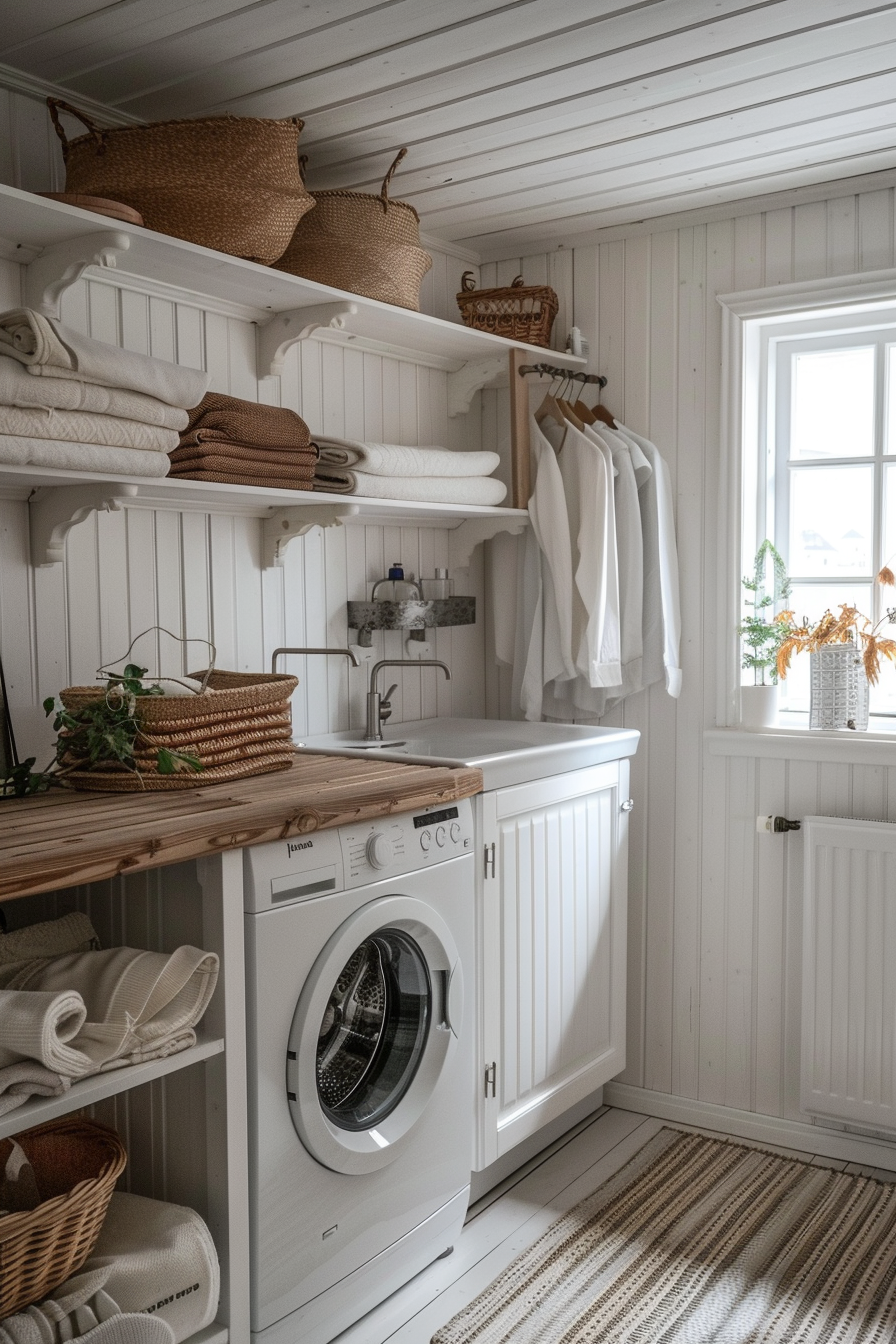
[497,185,896,1131]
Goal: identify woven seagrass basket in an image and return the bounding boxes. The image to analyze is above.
[275,148,432,310]
[58,668,298,791]
[47,98,314,265]
[456,272,558,347]
[0,1118,127,1317]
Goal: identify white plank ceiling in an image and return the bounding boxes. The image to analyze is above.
[2,0,896,257]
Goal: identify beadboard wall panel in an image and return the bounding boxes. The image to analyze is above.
[505,184,896,1130]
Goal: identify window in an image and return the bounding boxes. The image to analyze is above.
[718,272,896,728]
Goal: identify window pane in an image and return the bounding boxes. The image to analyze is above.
[790,348,874,459]
[887,346,896,455]
[777,583,872,713]
[788,464,873,577]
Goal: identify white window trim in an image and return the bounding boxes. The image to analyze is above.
[716,266,896,729]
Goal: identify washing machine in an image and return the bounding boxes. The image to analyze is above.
[243,796,476,1344]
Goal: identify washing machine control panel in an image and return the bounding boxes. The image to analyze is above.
[340,796,474,887]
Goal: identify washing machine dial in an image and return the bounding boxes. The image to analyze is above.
[366,832,395,870]
[449,822,461,843]
[435,825,446,847]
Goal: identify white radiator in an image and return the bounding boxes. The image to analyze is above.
[802,815,896,1132]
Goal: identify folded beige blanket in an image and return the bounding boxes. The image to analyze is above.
[182,391,311,449]
[314,436,501,478]
[0,404,177,451]
[0,944,219,1071]
[0,309,210,408]
[0,435,170,477]
[0,912,98,967]
[0,987,92,1075]
[0,356,189,430]
[0,1061,69,1117]
[313,469,508,505]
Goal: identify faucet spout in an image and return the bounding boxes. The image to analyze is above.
[364,659,451,742]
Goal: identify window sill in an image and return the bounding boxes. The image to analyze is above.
[707,720,896,763]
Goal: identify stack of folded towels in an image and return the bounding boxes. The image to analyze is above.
[0,912,219,1117]
[170,392,316,488]
[311,436,507,505]
[0,308,210,477]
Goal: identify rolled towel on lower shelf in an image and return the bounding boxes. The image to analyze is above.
[314,436,501,477]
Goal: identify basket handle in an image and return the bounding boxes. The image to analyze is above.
[298,152,309,185]
[461,271,477,292]
[96,626,217,694]
[379,148,408,211]
[511,276,525,288]
[47,98,107,158]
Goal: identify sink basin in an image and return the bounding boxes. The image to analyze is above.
[297,717,639,790]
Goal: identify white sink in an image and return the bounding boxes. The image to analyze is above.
[296,717,639,790]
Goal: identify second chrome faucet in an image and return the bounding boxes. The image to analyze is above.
[364,659,451,742]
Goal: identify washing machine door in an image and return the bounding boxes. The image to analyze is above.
[286,894,463,1174]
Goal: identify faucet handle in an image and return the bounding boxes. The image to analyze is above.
[379,683,399,722]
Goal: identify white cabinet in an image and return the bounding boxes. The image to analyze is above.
[474,761,630,1169]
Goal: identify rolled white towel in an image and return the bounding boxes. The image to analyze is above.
[0,1061,70,1116]
[0,309,210,408]
[0,435,170,477]
[0,405,177,452]
[314,469,507,506]
[0,356,189,430]
[314,436,500,478]
[0,988,92,1076]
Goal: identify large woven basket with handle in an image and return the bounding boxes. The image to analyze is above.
[47,98,314,265]
[456,272,558,347]
[275,148,432,310]
[0,1118,127,1318]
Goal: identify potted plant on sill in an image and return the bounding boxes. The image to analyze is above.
[738,540,791,728]
[776,592,896,730]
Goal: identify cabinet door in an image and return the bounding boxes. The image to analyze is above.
[476,762,629,1168]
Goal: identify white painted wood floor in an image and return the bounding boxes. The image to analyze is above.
[333,1105,896,1344]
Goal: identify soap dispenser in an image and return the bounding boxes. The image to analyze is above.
[371,563,422,602]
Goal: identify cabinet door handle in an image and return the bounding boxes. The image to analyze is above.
[484,1061,496,1098]
[484,841,496,878]
[621,798,635,813]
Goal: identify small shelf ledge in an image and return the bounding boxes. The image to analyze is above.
[29,480,139,566]
[262,501,360,567]
[23,228,131,317]
[258,302,358,376]
[0,1035,225,1141]
[448,515,529,571]
[446,355,507,416]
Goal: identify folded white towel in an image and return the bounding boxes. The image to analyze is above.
[0,912,98,967]
[314,469,508,505]
[0,988,92,1075]
[314,436,501,478]
[1,945,219,1071]
[0,1060,69,1116]
[0,405,177,452]
[0,356,189,430]
[0,435,170,477]
[0,309,210,408]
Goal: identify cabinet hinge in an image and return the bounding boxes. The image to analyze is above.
[484,841,496,879]
[484,1061,497,1098]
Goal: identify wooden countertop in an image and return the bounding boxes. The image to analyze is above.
[0,753,483,901]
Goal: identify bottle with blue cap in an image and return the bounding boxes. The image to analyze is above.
[371,562,422,602]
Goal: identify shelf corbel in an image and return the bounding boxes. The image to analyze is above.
[258,303,359,377]
[29,482,139,566]
[262,502,360,568]
[24,231,131,317]
[448,515,528,573]
[446,356,507,417]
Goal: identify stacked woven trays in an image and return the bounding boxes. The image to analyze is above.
[57,670,298,791]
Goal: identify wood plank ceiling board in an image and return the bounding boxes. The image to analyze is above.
[1,0,895,255]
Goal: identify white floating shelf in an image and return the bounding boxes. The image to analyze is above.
[0,1035,225,1140]
[0,185,588,376]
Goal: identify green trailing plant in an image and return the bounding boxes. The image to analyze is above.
[738,540,792,685]
[0,664,203,799]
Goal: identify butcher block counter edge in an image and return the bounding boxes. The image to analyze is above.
[0,753,483,901]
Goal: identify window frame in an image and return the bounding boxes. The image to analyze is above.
[717,267,896,728]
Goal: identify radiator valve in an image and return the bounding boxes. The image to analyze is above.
[757,815,801,834]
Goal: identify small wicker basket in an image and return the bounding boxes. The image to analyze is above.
[0,1118,127,1317]
[456,272,558,348]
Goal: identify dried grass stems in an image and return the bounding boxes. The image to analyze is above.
[777,567,896,685]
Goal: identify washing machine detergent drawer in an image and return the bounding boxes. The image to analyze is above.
[244,850,475,1333]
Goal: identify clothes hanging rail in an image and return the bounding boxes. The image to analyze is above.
[516,364,607,388]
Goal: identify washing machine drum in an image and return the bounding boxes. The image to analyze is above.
[287,895,463,1174]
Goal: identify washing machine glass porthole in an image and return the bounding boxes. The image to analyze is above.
[315,927,431,1132]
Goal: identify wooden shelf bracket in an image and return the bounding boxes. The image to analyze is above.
[448,515,528,573]
[258,303,359,377]
[262,502,360,568]
[446,356,507,416]
[29,481,139,566]
[24,230,132,317]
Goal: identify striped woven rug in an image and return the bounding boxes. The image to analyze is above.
[432,1128,896,1343]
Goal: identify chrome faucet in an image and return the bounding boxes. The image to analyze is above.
[271,646,360,673]
[364,659,451,742]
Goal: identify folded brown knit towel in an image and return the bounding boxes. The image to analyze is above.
[169,468,313,490]
[169,442,317,469]
[182,392,311,450]
[170,454,315,480]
